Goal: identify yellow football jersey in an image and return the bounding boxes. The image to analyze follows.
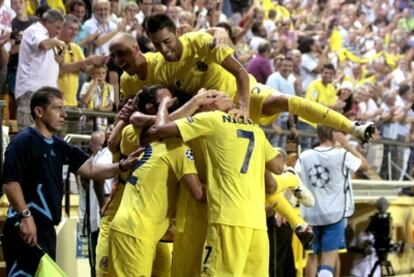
[118,124,142,182]
[96,124,142,275]
[120,52,162,98]
[110,139,198,241]
[176,111,277,230]
[154,32,244,99]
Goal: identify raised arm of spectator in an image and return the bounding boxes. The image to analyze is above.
[80,80,97,105]
[38,37,66,50]
[78,31,100,48]
[60,54,108,75]
[0,34,9,65]
[95,20,126,47]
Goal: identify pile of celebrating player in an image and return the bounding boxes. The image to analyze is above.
[96,14,375,277]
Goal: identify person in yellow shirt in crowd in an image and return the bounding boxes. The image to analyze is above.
[142,91,304,276]
[298,63,339,150]
[143,14,376,145]
[58,14,107,108]
[107,85,206,277]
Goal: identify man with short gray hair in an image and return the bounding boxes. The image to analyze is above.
[15,8,66,130]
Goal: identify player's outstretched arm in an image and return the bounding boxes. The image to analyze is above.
[141,122,181,145]
[77,148,143,180]
[221,56,251,120]
[129,111,156,128]
[265,170,277,194]
[141,95,183,144]
[265,157,285,176]
[181,174,205,201]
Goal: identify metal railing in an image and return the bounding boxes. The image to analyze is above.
[64,107,117,120]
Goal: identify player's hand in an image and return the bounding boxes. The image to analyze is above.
[118,98,135,122]
[19,216,37,246]
[229,104,250,123]
[54,38,66,49]
[159,94,177,110]
[194,88,221,105]
[290,126,299,138]
[120,146,146,170]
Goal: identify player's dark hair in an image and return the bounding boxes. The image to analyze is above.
[135,85,182,114]
[144,14,176,34]
[316,125,334,143]
[30,87,64,119]
[136,84,172,113]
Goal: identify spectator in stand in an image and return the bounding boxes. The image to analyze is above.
[358,84,384,174]
[263,9,276,35]
[82,0,123,56]
[0,0,14,93]
[15,8,66,130]
[137,0,153,24]
[379,90,401,180]
[335,81,354,115]
[58,15,107,108]
[80,64,114,131]
[67,0,86,23]
[247,40,272,84]
[70,0,101,49]
[78,130,106,277]
[298,63,337,150]
[298,36,329,93]
[7,0,36,118]
[266,56,299,148]
[249,21,267,52]
[82,0,126,109]
[395,84,414,180]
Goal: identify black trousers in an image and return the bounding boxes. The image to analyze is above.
[267,216,296,277]
[2,217,56,276]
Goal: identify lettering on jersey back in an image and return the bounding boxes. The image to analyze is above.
[222,115,255,125]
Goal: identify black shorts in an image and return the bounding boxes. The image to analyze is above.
[2,217,56,276]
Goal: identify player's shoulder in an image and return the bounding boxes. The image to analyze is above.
[144,51,163,63]
[180,31,213,47]
[164,138,195,162]
[120,71,135,82]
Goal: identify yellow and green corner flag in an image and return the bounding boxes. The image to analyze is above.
[35,245,67,277]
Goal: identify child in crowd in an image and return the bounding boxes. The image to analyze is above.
[80,64,114,131]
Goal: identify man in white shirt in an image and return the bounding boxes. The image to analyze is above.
[15,8,65,130]
[266,56,298,148]
[82,0,120,55]
[395,84,414,180]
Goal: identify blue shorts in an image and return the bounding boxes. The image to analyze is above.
[312,219,346,253]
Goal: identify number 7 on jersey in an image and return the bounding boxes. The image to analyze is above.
[237,129,255,173]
